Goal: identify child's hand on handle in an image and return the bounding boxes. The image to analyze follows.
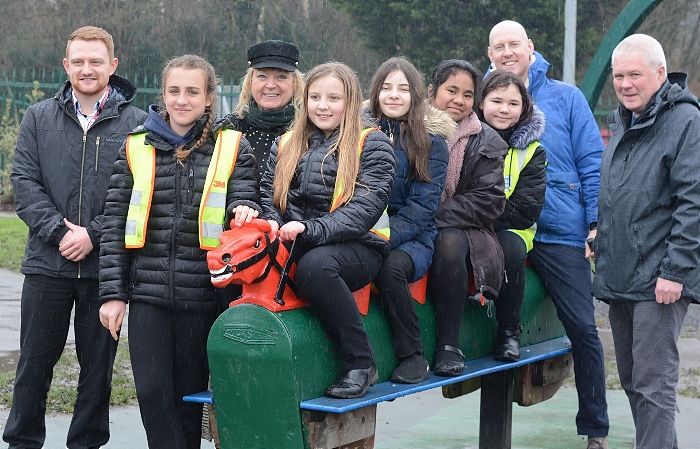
[279,221,305,242]
[231,205,259,227]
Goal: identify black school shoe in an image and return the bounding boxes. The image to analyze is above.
[324,366,379,399]
[494,326,521,362]
[391,354,430,384]
[433,345,465,377]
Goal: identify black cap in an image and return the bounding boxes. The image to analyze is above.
[247,40,300,72]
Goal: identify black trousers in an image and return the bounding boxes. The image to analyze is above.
[3,275,117,449]
[128,302,219,449]
[429,228,472,348]
[294,242,383,371]
[495,230,527,329]
[373,249,423,358]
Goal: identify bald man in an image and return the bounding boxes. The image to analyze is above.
[487,20,609,449]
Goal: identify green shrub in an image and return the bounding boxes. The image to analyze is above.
[0,81,45,205]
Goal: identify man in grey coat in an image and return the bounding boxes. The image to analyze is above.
[592,34,700,449]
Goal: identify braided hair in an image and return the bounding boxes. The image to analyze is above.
[159,54,220,165]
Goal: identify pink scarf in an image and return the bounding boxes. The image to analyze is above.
[442,111,482,201]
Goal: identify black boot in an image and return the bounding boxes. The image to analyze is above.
[324,366,379,399]
[494,326,521,362]
[434,345,464,377]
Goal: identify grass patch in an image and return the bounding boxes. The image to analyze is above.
[678,367,700,399]
[0,217,27,272]
[0,337,136,414]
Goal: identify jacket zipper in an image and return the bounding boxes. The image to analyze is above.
[95,136,101,172]
[188,166,194,204]
[77,133,87,278]
[171,162,181,309]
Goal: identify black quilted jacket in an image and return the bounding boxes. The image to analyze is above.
[261,128,395,257]
[99,117,261,311]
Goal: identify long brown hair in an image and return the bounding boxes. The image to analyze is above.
[369,56,432,182]
[158,54,219,164]
[273,62,364,213]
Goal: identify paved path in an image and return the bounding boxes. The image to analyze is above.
[1,263,699,447]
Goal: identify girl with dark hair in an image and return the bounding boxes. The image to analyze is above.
[367,57,452,383]
[478,69,546,361]
[98,54,261,448]
[261,62,395,399]
[427,59,508,377]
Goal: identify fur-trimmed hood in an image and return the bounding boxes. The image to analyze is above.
[508,106,545,150]
[424,104,456,140]
[361,101,455,140]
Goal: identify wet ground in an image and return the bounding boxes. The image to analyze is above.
[1,211,699,448]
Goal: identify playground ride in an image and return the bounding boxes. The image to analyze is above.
[190,219,573,449]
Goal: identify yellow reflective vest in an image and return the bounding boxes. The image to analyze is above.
[278,128,390,241]
[503,141,540,252]
[124,129,242,250]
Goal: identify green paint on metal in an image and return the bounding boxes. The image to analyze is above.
[207,267,564,449]
[581,0,663,110]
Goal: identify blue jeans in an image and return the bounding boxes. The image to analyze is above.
[529,242,609,436]
[609,298,689,449]
[2,275,118,449]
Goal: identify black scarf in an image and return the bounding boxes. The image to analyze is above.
[244,100,295,133]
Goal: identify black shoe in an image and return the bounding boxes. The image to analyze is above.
[324,366,379,399]
[494,326,521,362]
[391,354,430,384]
[433,344,464,377]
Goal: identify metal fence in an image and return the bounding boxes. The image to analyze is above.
[0,67,241,122]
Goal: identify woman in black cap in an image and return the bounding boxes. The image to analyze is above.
[225,40,304,177]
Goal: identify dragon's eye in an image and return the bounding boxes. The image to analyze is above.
[254,239,261,248]
[222,253,231,263]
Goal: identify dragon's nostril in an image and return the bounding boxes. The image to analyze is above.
[222,253,231,263]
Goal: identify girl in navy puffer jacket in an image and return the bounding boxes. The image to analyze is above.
[367,57,452,384]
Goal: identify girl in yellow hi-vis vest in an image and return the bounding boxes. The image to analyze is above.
[98,54,261,448]
[478,69,546,362]
[261,62,395,399]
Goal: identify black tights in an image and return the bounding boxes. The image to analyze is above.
[430,229,527,352]
[495,230,527,330]
[429,228,471,349]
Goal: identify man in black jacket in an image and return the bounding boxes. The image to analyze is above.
[4,26,147,449]
[593,34,700,449]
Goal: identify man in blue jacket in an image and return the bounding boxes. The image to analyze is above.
[593,34,700,449]
[4,26,147,449]
[487,20,608,449]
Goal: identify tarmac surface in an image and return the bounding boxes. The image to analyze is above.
[1,210,700,447]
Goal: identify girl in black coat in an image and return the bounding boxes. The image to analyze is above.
[98,55,261,449]
[478,69,546,361]
[261,62,395,399]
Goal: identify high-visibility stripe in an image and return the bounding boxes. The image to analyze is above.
[503,141,540,252]
[199,129,241,249]
[125,129,240,250]
[124,133,154,249]
[277,128,390,241]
